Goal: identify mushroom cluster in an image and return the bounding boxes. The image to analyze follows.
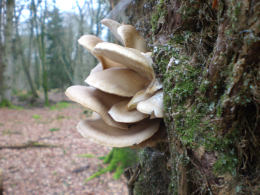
[65,19,164,148]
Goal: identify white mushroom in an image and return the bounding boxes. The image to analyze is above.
[85,67,149,97]
[145,78,163,94]
[108,100,148,123]
[127,89,152,110]
[101,19,147,52]
[131,124,166,149]
[77,116,160,148]
[137,90,163,118]
[93,42,155,80]
[90,63,103,74]
[117,25,147,52]
[78,35,125,69]
[65,85,128,129]
[78,35,103,54]
[101,19,123,43]
[65,19,165,148]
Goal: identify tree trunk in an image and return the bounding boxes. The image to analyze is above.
[0,0,15,102]
[14,9,38,100]
[119,0,260,194]
[32,0,49,105]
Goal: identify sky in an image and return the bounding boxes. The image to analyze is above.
[20,0,90,22]
[55,0,86,12]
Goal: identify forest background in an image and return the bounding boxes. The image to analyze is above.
[0,0,114,106]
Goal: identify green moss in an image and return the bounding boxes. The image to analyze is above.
[154,39,241,183]
[85,148,138,182]
[150,0,167,33]
[178,1,200,20]
[145,0,259,193]
[228,1,242,28]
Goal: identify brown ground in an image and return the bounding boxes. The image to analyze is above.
[0,104,128,195]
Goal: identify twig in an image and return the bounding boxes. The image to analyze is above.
[0,141,58,150]
[125,164,141,195]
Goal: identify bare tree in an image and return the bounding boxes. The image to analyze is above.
[0,0,15,103]
[13,3,38,100]
[31,0,49,105]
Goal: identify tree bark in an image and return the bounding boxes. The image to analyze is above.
[119,0,260,194]
[0,0,15,102]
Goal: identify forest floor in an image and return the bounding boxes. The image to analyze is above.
[0,98,128,194]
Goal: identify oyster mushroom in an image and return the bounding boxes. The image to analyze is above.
[65,19,165,148]
[90,63,103,74]
[108,100,148,123]
[65,85,128,129]
[131,124,167,148]
[137,90,164,118]
[93,42,155,80]
[77,116,160,148]
[101,18,147,52]
[78,35,125,69]
[78,35,103,54]
[100,19,122,44]
[127,89,152,110]
[85,67,149,97]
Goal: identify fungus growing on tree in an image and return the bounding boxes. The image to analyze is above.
[65,19,164,148]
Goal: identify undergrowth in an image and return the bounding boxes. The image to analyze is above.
[49,101,70,110]
[0,99,23,110]
[85,148,138,182]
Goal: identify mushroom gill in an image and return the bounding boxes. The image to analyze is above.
[65,19,165,148]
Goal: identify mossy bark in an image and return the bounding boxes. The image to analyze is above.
[119,0,260,194]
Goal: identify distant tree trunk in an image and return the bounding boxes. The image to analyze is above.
[32,0,49,105]
[120,0,260,194]
[14,6,38,100]
[40,1,49,106]
[76,0,85,74]
[0,0,4,102]
[95,0,102,36]
[0,0,15,102]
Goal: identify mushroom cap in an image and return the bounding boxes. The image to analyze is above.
[78,35,103,54]
[127,78,163,110]
[117,25,147,52]
[65,85,127,129]
[145,78,163,94]
[108,100,148,123]
[90,63,103,74]
[137,90,163,118]
[77,116,161,147]
[93,42,154,80]
[78,35,125,69]
[131,124,167,149]
[85,68,149,97]
[99,56,126,69]
[127,89,152,110]
[101,19,147,52]
[101,19,123,43]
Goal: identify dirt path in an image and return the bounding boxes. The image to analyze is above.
[0,104,128,195]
